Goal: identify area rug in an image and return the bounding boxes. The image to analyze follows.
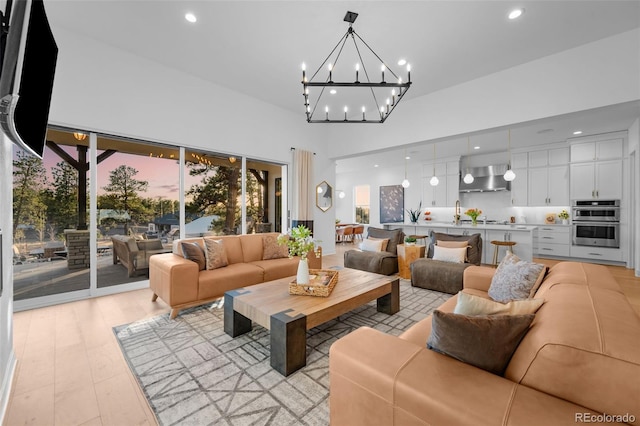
[113,279,450,426]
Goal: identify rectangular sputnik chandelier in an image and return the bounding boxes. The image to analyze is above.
[301,11,412,123]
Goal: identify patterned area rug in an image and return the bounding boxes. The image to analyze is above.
[113,278,450,426]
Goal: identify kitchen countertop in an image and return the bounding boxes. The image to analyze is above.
[385,222,539,231]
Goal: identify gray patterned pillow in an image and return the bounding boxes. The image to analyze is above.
[488,252,546,302]
[203,238,229,270]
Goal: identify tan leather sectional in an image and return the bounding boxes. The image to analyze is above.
[330,262,640,425]
[149,233,321,319]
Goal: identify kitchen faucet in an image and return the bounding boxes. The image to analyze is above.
[455,200,460,225]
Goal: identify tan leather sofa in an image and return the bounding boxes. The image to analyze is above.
[111,235,167,277]
[329,262,640,425]
[149,233,321,319]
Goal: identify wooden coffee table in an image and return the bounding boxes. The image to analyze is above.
[223,267,399,376]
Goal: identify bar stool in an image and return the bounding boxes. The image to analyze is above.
[490,240,517,266]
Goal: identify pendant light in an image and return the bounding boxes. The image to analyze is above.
[503,129,516,182]
[463,136,474,184]
[429,144,439,186]
[401,149,410,188]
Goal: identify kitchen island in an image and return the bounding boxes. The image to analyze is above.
[383,222,538,263]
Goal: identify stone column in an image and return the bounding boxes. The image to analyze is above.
[64,229,90,270]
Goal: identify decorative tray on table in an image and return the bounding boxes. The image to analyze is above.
[289,269,338,297]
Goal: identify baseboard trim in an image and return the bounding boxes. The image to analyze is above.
[0,349,17,425]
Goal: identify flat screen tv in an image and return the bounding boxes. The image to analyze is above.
[0,0,57,159]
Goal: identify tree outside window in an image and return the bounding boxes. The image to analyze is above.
[354,185,370,224]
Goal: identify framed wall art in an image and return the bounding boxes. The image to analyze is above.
[379,185,404,223]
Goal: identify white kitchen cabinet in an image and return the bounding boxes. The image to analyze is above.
[570,159,622,200]
[528,165,569,205]
[422,160,460,207]
[570,245,623,262]
[535,226,571,258]
[485,229,533,263]
[511,152,528,169]
[528,148,569,168]
[570,138,623,162]
[510,167,528,206]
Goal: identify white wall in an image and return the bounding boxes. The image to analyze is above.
[629,118,640,276]
[327,29,640,158]
[0,135,16,424]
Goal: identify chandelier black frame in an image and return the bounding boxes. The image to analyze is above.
[302,11,412,123]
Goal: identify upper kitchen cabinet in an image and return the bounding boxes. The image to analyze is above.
[569,132,625,200]
[510,167,528,206]
[570,137,623,162]
[528,165,569,205]
[570,160,623,200]
[422,160,459,207]
[528,147,570,167]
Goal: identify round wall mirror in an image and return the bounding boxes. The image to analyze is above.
[316,181,333,212]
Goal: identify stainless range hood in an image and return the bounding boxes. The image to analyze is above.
[459,164,511,192]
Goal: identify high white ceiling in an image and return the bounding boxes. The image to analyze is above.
[44,1,640,165]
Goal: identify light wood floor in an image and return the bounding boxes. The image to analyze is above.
[4,246,639,425]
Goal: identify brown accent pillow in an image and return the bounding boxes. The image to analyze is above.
[203,238,229,270]
[180,241,206,271]
[262,234,289,260]
[427,310,534,375]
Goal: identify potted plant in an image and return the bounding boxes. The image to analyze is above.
[278,225,318,284]
[406,201,422,223]
[405,236,417,245]
[558,209,570,225]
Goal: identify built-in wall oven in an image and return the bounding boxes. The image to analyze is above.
[572,200,620,248]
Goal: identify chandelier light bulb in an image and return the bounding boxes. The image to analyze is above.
[463,173,475,184]
[328,63,333,71]
[430,176,439,186]
[402,179,410,188]
[355,63,360,71]
[504,169,516,181]
[301,63,306,71]
[325,106,329,112]
[344,106,348,112]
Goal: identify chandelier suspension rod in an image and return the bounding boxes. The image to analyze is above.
[352,30,401,80]
[308,29,350,82]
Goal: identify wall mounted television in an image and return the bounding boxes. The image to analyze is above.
[0,0,57,159]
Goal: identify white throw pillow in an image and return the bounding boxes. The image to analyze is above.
[432,245,466,263]
[454,291,544,316]
[360,238,384,252]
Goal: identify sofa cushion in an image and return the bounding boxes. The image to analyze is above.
[367,227,403,255]
[180,241,206,271]
[361,238,385,252]
[427,310,534,375]
[197,263,264,300]
[344,249,399,275]
[488,252,546,302]
[367,237,389,251]
[203,238,229,270]
[262,234,289,260]
[454,291,544,316]
[432,246,466,263]
[250,257,298,282]
[428,231,482,265]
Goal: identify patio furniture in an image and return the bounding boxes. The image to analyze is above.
[111,235,167,277]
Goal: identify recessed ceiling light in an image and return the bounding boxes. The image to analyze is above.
[508,8,524,20]
[573,130,583,135]
[474,146,480,150]
[374,164,379,168]
[397,59,407,66]
[405,156,411,160]
[330,89,337,95]
[185,13,197,23]
[537,128,554,134]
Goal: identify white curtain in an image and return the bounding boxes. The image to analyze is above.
[293,149,314,221]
